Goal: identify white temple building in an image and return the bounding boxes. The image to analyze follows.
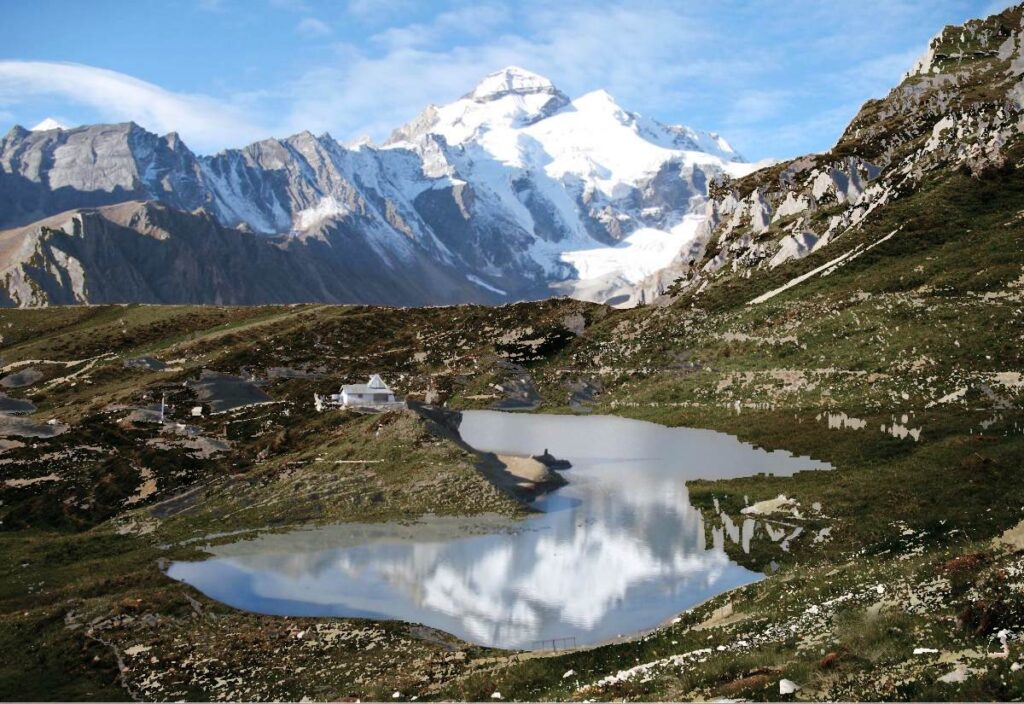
[331,374,402,408]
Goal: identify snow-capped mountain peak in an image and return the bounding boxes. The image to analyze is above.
[30,117,69,132]
[390,68,570,147]
[575,87,618,105]
[379,68,757,305]
[467,66,561,101]
[1,66,751,309]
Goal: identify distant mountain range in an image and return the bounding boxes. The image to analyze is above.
[0,67,752,307]
[6,0,1024,312]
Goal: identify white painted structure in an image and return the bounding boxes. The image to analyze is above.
[332,374,401,408]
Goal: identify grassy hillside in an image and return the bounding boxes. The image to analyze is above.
[1,161,1022,700]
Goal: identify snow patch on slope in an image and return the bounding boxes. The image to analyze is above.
[559,214,705,284]
[466,274,507,296]
[469,66,556,101]
[476,88,750,199]
[30,117,69,132]
[295,196,350,230]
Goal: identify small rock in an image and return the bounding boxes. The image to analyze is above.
[939,663,970,684]
[779,679,800,695]
[991,628,1011,659]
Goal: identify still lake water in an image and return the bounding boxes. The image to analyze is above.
[168,411,828,650]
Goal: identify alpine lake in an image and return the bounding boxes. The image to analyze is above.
[169,411,829,650]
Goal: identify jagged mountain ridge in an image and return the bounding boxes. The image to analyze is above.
[0,67,749,307]
[638,4,1024,305]
[0,200,496,307]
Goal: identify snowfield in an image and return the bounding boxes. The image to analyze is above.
[384,66,753,306]
[559,215,706,285]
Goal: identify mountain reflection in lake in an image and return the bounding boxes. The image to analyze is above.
[168,411,829,650]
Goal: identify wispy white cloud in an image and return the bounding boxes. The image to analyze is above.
[724,102,863,161]
[0,1,1003,160]
[296,17,332,37]
[284,0,923,158]
[281,2,723,139]
[725,90,795,127]
[838,48,923,95]
[370,5,511,50]
[0,61,267,152]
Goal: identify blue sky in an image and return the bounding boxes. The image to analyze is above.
[0,0,1012,160]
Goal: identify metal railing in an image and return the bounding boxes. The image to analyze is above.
[531,636,577,652]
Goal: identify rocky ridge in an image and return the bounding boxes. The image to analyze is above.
[640,5,1024,305]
